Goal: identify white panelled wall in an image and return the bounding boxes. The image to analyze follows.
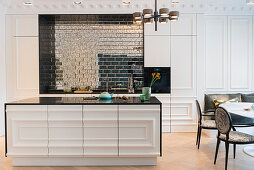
[3,13,254,134]
[201,16,253,93]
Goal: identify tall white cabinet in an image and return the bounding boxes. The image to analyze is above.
[144,14,198,132]
[5,15,39,101]
[170,14,197,132]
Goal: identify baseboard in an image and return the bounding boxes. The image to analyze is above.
[171,125,197,132]
[12,157,157,166]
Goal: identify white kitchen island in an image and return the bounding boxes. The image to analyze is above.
[5,97,162,166]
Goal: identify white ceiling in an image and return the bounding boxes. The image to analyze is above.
[0,0,253,14]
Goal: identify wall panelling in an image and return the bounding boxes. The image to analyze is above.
[204,15,253,92]
[228,16,252,90]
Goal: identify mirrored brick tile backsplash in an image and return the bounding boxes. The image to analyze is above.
[39,14,144,93]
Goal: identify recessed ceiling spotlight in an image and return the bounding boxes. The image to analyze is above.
[23,1,32,6]
[74,1,82,5]
[247,0,254,4]
[122,0,131,5]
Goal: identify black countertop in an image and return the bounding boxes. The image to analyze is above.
[43,90,143,94]
[5,97,162,105]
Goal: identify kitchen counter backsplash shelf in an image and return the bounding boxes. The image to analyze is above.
[39,14,144,94]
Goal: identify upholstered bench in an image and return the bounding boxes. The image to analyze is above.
[204,94,242,113]
[241,93,254,103]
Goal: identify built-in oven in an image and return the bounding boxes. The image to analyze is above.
[144,67,171,93]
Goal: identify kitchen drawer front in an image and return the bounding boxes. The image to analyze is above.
[83,105,118,121]
[83,105,118,156]
[48,105,82,121]
[48,105,83,156]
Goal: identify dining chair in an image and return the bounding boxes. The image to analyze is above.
[196,100,217,149]
[214,107,254,170]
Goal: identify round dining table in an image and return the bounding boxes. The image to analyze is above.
[220,102,254,157]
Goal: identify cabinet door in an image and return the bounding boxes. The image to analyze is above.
[48,105,83,156]
[6,105,48,157]
[6,36,39,100]
[144,36,170,67]
[6,15,39,101]
[171,14,196,35]
[83,105,118,156]
[144,22,170,36]
[119,105,160,156]
[171,36,196,96]
[15,15,38,36]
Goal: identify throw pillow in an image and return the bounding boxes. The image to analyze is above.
[213,98,239,107]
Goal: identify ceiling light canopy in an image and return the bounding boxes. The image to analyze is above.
[172,1,180,5]
[122,0,131,6]
[23,1,32,6]
[74,1,82,5]
[133,0,180,31]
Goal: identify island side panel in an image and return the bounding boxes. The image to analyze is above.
[6,105,48,157]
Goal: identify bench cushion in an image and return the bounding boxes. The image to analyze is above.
[241,93,254,103]
[204,94,242,112]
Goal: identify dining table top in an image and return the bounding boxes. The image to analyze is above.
[220,102,254,118]
[220,102,254,157]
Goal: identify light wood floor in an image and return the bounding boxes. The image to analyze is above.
[1,132,254,170]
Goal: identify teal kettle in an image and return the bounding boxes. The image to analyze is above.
[99,92,113,100]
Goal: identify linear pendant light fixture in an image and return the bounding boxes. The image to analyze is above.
[133,0,179,31]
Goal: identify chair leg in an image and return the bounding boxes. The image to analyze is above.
[196,126,200,145]
[233,144,236,159]
[232,127,236,159]
[198,128,202,149]
[225,142,229,170]
[214,138,220,165]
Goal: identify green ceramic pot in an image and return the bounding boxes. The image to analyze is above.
[142,87,151,101]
